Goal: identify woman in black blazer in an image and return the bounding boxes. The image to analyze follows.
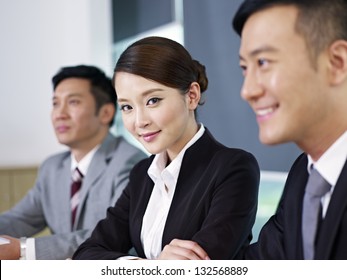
[73,36,260,260]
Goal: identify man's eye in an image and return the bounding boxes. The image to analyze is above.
[258,58,268,67]
[69,99,80,105]
[240,65,247,76]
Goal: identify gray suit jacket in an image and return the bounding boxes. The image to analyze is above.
[0,133,147,259]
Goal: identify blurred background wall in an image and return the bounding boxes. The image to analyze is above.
[0,0,301,171]
[0,0,113,167]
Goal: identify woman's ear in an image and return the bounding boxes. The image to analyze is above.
[186,82,201,110]
[327,40,347,86]
[99,103,116,125]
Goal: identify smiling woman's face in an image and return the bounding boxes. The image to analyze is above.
[115,72,199,160]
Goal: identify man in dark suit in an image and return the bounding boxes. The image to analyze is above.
[0,65,147,259]
[232,0,347,259]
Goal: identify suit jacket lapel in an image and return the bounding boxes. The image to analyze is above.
[74,134,116,228]
[162,129,213,245]
[316,159,347,259]
[284,154,309,259]
[130,156,155,257]
[134,177,154,257]
[55,154,72,231]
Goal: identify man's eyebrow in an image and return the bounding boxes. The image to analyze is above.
[239,45,279,61]
[52,92,84,100]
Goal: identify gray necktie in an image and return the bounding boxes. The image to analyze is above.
[302,167,331,259]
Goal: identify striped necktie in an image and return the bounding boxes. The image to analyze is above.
[71,167,83,228]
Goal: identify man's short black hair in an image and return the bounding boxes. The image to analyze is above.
[232,0,347,63]
[52,65,117,126]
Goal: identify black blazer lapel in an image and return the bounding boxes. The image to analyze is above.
[130,157,155,258]
[281,153,308,259]
[316,159,347,259]
[285,154,308,259]
[162,129,218,246]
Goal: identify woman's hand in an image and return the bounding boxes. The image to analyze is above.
[157,239,210,260]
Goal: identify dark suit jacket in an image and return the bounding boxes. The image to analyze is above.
[245,153,347,259]
[73,129,260,260]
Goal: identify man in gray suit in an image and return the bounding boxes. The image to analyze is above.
[0,65,147,259]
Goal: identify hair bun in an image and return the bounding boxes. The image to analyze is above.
[193,59,208,93]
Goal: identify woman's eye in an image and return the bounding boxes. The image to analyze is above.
[147,97,161,106]
[120,104,132,111]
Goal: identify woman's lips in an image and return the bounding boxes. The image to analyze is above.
[141,131,160,142]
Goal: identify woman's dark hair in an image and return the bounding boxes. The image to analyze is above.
[113,36,208,105]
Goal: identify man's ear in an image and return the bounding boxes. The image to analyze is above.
[186,82,201,110]
[99,103,115,125]
[327,40,347,86]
